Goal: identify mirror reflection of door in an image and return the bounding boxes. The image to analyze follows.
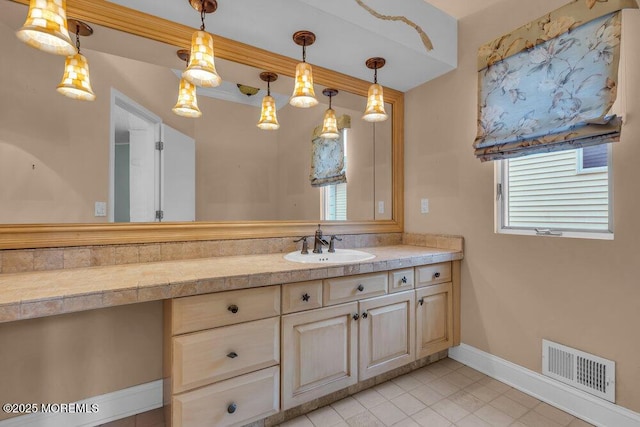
[111,89,195,223]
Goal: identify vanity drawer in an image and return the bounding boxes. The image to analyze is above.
[323,273,387,306]
[282,280,323,314]
[172,366,279,427]
[388,268,414,293]
[415,263,451,287]
[171,286,280,335]
[172,317,280,393]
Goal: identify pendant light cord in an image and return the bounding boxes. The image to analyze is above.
[75,24,81,53]
[267,80,271,96]
[200,0,206,30]
[373,67,378,84]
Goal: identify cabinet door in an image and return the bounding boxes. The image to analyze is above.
[282,303,358,410]
[359,291,415,381]
[416,282,453,358]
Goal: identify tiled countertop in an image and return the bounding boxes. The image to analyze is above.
[0,245,463,323]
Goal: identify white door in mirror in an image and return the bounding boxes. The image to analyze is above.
[284,249,375,264]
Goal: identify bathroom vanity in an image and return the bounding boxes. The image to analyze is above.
[0,239,461,426]
[160,246,462,427]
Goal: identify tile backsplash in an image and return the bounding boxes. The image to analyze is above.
[0,233,463,274]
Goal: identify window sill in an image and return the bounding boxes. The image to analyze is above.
[496,227,614,241]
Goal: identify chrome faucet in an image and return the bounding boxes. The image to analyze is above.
[293,236,309,254]
[313,224,329,254]
[328,235,342,253]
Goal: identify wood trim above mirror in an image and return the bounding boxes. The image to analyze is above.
[4,0,404,250]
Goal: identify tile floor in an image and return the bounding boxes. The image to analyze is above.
[277,358,594,427]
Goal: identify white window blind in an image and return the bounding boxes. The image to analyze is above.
[499,148,611,236]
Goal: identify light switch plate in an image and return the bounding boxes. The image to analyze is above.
[378,201,384,214]
[420,198,429,214]
[95,201,107,217]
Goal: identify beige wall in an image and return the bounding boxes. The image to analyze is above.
[404,0,640,413]
[0,302,163,421]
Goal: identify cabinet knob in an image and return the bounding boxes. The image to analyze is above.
[401,276,408,284]
[227,304,239,314]
[434,272,441,278]
[227,351,238,359]
[227,403,237,414]
[302,293,310,302]
[352,313,360,321]
[362,311,368,319]
[357,284,364,292]
[418,298,424,306]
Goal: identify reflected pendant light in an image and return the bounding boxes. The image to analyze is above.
[257,71,280,130]
[16,0,76,56]
[289,30,318,108]
[173,49,202,118]
[56,20,96,101]
[183,0,221,88]
[362,57,388,122]
[320,88,340,139]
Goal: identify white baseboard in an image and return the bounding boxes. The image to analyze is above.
[0,380,162,427]
[449,344,640,427]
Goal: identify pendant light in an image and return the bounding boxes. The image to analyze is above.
[257,72,280,130]
[183,0,221,88]
[289,30,318,108]
[320,89,340,139]
[362,57,388,122]
[56,19,95,101]
[16,0,76,56]
[173,49,202,118]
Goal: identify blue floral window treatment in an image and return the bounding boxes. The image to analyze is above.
[309,115,350,187]
[474,0,638,162]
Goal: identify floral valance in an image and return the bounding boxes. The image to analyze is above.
[309,115,350,187]
[474,0,638,162]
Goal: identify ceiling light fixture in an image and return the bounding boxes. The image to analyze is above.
[257,71,280,130]
[183,0,221,88]
[56,19,95,101]
[289,30,318,108]
[320,88,340,139]
[362,57,388,122]
[173,49,202,118]
[15,0,76,56]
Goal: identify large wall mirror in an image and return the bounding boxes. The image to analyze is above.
[0,0,404,249]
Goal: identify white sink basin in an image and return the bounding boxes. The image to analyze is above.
[284,249,375,264]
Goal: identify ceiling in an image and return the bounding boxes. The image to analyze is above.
[104,0,458,92]
[424,0,506,19]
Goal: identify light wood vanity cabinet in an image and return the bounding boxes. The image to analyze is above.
[165,286,281,427]
[164,260,460,424]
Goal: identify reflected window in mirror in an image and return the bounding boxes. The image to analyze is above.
[321,128,347,221]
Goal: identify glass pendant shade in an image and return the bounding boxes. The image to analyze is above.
[320,108,340,139]
[56,53,96,101]
[362,83,388,122]
[183,30,221,88]
[16,0,76,56]
[257,95,279,130]
[289,62,318,108]
[173,78,202,118]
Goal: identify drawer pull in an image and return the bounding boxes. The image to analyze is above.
[357,284,364,292]
[352,313,360,321]
[226,351,238,359]
[401,276,408,284]
[434,272,441,278]
[362,311,368,319]
[227,304,239,314]
[227,403,237,414]
[418,298,424,306]
[301,293,311,302]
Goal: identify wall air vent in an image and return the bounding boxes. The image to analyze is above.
[542,339,615,402]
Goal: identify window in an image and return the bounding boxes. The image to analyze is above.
[321,129,347,220]
[577,145,608,174]
[495,146,612,239]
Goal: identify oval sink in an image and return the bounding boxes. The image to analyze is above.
[284,249,375,264]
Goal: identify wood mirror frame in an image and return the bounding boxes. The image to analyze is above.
[1,0,403,249]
